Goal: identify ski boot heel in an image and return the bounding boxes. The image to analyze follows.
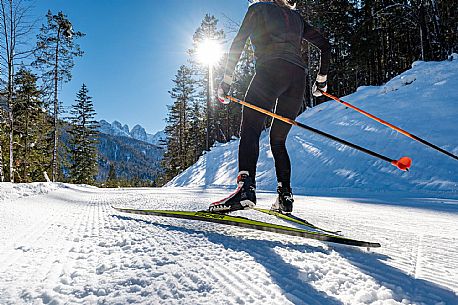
[271,183,294,214]
[209,171,256,213]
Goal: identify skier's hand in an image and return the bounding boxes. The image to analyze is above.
[217,75,232,104]
[312,74,327,97]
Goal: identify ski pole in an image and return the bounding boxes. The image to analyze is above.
[319,90,458,161]
[226,95,412,171]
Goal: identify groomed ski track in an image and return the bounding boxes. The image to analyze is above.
[0,184,457,305]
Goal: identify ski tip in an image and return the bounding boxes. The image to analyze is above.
[391,156,412,171]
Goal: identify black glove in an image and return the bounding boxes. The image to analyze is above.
[217,75,232,104]
[312,74,327,97]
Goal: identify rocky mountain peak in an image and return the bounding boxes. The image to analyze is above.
[98,119,164,146]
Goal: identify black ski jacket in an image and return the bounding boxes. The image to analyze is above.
[225,2,331,77]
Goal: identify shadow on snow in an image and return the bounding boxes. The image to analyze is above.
[113,214,341,305]
[114,214,457,304]
[332,245,458,304]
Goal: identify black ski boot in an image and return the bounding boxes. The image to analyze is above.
[271,183,294,214]
[209,171,256,213]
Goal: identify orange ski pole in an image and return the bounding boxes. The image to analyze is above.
[320,90,458,161]
[226,95,412,171]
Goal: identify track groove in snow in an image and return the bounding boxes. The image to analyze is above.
[0,184,457,304]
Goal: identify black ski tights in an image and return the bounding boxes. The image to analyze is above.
[238,59,306,188]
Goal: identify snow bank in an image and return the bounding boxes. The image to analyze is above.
[168,59,458,197]
[0,182,60,202]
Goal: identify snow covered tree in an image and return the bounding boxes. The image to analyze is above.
[162,65,195,181]
[67,84,99,185]
[32,10,84,182]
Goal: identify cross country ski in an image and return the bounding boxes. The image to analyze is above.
[253,208,341,235]
[112,206,380,248]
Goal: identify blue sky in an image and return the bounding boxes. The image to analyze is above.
[31,0,248,134]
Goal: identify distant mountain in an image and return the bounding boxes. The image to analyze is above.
[56,120,166,183]
[97,133,164,183]
[147,130,166,146]
[98,120,166,146]
[99,120,130,138]
[95,120,166,182]
[131,124,148,142]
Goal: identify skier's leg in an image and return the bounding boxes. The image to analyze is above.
[270,120,293,187]
[269,97,302,213]
[238,105,267,183]
[239,63,286,183]
[209,60,285,213]
[270,65,306,189]
[209,61,287,213]
[270,63,306,213]
[209,87,273,213]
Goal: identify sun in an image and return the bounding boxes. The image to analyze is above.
[196,38,223,66]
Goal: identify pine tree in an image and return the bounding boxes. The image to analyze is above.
[33,10,84,182]
[12,68,52,182]
[188,99,206,163]
[0,140,3,182]
[349,0,454,87]
[439,0,458,56]
[68,84,99,184]
[162,65,195,181]
[106,163,118,187]
[0,102,6,182]
[188,14,226,150]
[0,0,35,182]
[296,0,358,97]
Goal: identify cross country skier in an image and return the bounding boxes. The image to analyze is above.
[209,0,331,214]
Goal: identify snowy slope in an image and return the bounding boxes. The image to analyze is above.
[0,183,457,304]
[168,58,458,197]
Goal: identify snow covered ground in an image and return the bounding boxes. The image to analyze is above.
[1,57,457,305]
[0,183,457,304]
